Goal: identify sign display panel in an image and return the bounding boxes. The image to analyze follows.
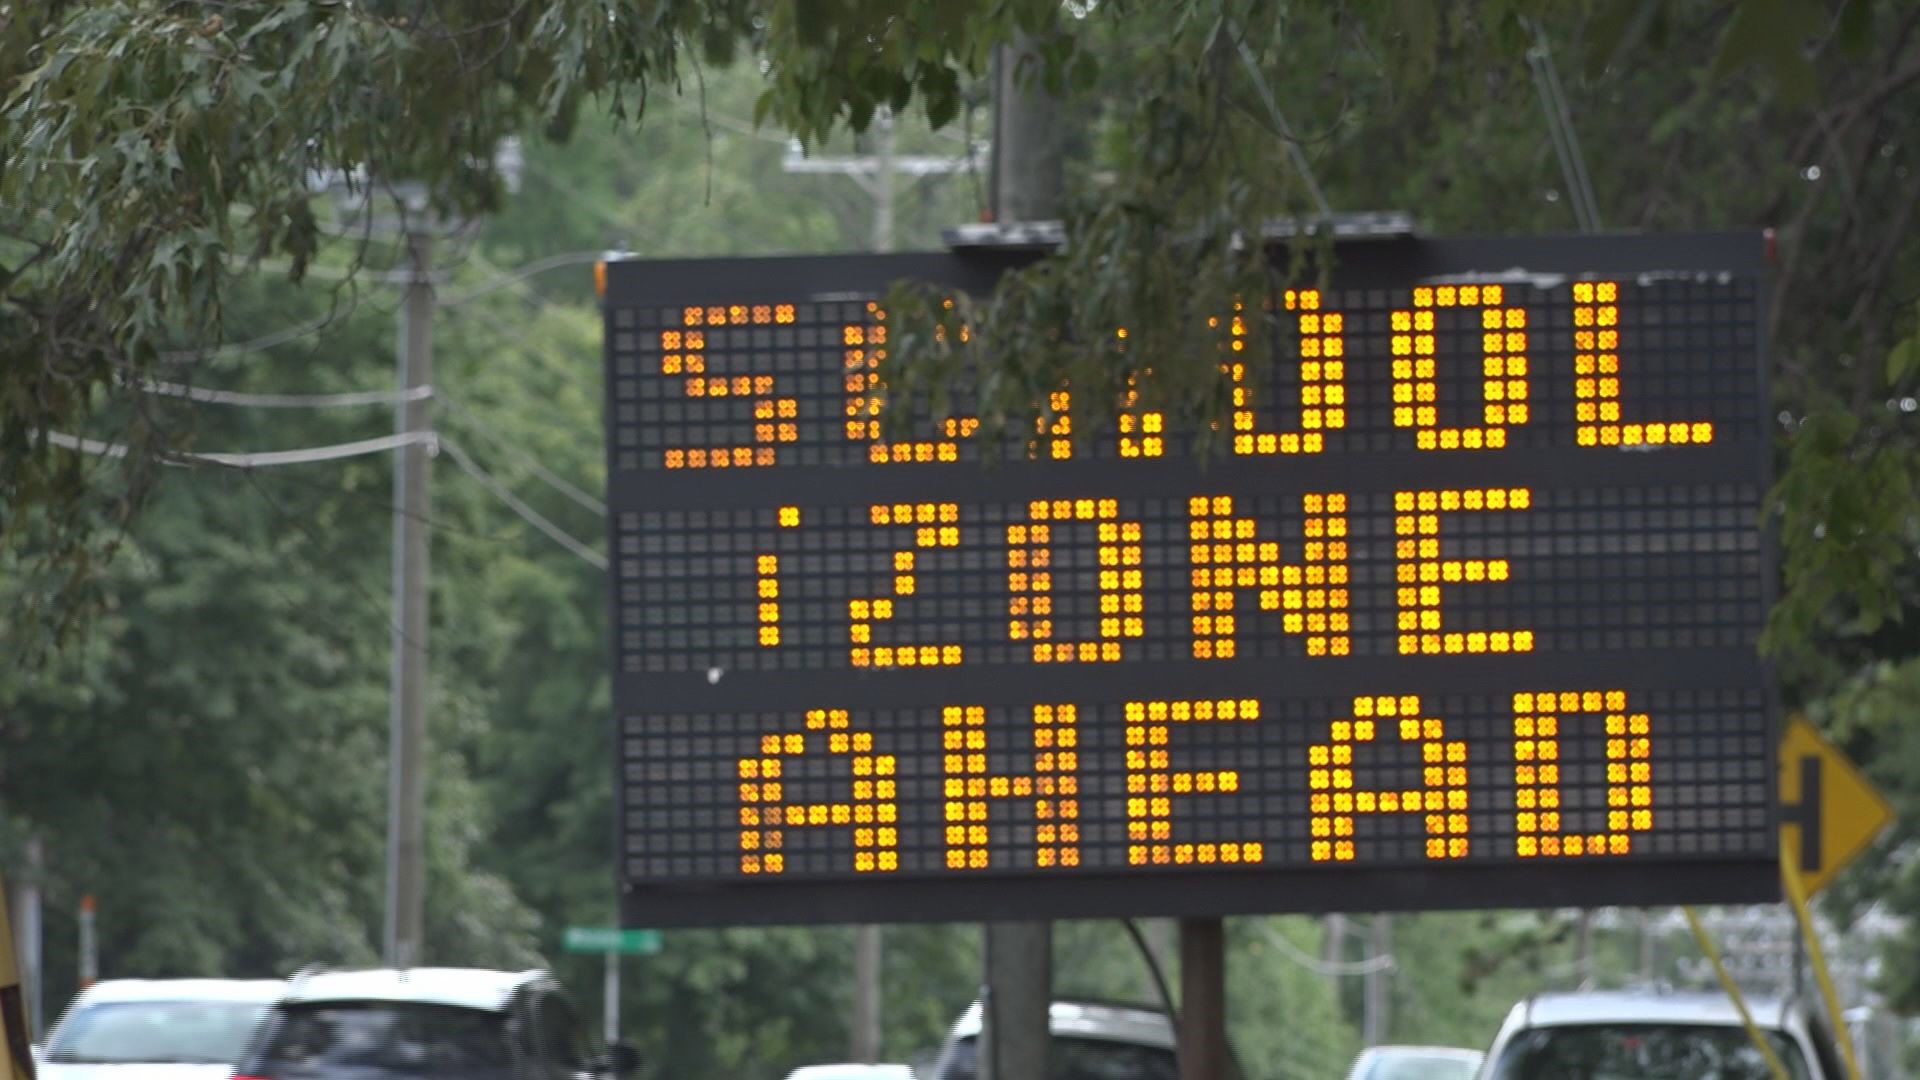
[602,233,1776,927]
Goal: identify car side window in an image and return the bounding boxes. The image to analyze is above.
[529,990,589,1078]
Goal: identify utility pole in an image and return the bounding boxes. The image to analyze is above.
[979,30,1065,1080]
[383,224,433,969]
[781,108,984,253]
[1362,915,1391,1047]
[1575,910,1594,986]
[6,840,41,1040]
[1322,915,1346,983]
[872,110,896,254]
[1638,909,1656,981]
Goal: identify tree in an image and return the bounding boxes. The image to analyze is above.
[0,0,1045,642]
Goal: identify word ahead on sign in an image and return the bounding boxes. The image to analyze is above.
[601,232,1777,928]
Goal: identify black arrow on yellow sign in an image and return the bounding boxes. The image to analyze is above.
[1779,716,1896,896]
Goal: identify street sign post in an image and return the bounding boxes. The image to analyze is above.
[602,232,1779,927]
[561,928,660,1049]
[1778,715,1894,896]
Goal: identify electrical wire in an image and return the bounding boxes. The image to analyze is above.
[517,159,640,239]
[438,250,606,308]
[437,394,606,516]
[139,379,435,409]
[440,439,607,570]
[1252,918,1395,976]
[47,430,437,468]
[1523,19,1603,232]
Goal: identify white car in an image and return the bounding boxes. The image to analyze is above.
[39,977,286,1080]
[1478,988,1849,1080]
[785,1066,916,1080]
[1346,1044,1483,1080]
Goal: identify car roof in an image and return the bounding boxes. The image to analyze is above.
[784,1065,915,1080]
[1359,1045,1485,1061]
[282,968,549,1012]
[1517,990,1796,1032]
[74,978,287,1005]
[949,999,1175,1050]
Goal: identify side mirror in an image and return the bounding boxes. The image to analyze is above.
[594,1041,642,1076]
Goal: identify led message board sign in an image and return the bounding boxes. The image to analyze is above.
[602,232,1775,927]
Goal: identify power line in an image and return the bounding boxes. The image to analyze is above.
[438,250,606,308]
[1252,919,1395,977]
[140,379,435,409]
[440,439,607,570]
[1523,18,1603,232]
[46,430,437,468]
[438,394,606,516]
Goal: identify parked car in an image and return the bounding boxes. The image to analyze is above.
[39,977,285,1079]
[784,1065,916,1080]
[926,999,1176,1080]
[1478,988,1850,1080]
[231,966,639,1080]
[1346,1044,1484,1080]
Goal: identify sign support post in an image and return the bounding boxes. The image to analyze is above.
[603,951,619,1046]
[1178,918,1228,1080]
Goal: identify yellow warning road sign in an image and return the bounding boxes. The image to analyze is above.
[0,876,36,1080]
[1780,716,1897,896]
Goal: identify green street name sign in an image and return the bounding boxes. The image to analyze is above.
[562,927,662,955]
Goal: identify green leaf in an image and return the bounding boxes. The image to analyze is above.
[1710,0,1824,103]
[1888,334,1920,387]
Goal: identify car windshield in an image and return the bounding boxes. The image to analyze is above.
[1487,1023,1814,1080]
[1362,1052,1480,1080]
[942,1035,1177,1080]
[46,999,268,1065]
[257,1002,514,1080]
